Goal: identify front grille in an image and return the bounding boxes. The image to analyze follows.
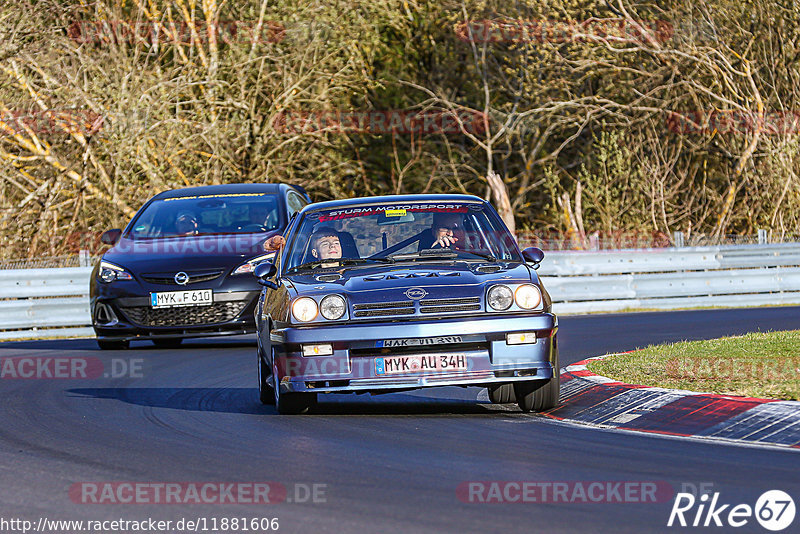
[353,300,415,317]
[141,269,224,285]
[119,301,247,327]
[352,296,482,319]
[355,309,416,318]
[419,297,481,314]
[355,301,413,310]
[419,305,482,314]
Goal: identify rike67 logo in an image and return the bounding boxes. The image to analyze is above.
[668,490,795,531]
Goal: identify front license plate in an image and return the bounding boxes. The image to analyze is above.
[150,289,213,309]
[375,353,467,375]
[378,336,463,348]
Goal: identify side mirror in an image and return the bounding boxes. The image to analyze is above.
[254,261,278,289]
[101,229,122,245]
[521,247,545,269]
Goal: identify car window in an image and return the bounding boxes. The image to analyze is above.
[127,193,281,239]
[287,191,307,217]
[285,201,520,269]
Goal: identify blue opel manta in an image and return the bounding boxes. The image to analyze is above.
[254,194,558,414]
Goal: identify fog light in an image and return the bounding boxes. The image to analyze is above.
[506,332,537,345]
[302,344,333,356]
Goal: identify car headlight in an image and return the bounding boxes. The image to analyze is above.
[98,261,133,283]
[232,252,276,275]
[320,294,346,320]
[487,285,513,311]
[515,284,542,309]
[292,297,318,322]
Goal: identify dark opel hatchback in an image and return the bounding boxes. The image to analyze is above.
[90,183,309,349]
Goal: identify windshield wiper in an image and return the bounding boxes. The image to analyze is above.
[286,257,393,274]
[389,249,499,263]
[389,249,458,262]
[459,251,498,262]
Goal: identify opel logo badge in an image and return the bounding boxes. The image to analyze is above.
[405,287,427,300]
[174,272,190,285]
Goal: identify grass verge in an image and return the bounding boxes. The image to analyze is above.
[587,330,800,401]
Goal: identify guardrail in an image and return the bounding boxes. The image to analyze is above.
[539,243,800,314]
[1,243,799,340]
[0,267,94,341]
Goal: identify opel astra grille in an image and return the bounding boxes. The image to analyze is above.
[352,297,482,318]
[119,301,247,326]
[141,269,224,285]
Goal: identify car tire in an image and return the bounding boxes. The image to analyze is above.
[272,354,316,414]
[487,383,516,404]
[97,339,129,350]
[258,344,275,405]
[152,338,183,348]
[514,340,560,413]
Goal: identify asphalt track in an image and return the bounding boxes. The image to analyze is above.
[1,307,799,534]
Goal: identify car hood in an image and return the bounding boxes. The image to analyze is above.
[102,232,278,271]
[284,262,533,301]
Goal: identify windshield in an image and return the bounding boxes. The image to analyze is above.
[126,193,281,239]
[284,201,521,271]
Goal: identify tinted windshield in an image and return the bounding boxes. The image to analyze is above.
[285,201,521,270]
[127,193,281,239]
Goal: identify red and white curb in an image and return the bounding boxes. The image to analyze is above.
[544,355,800,449]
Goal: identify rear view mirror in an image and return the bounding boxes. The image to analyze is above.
[101,229,122,245]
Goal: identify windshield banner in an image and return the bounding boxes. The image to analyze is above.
[318,204,469,222]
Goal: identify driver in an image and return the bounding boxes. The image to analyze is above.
[248,203,272,227]
[175,212,199,236]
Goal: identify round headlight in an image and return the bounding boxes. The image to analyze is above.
[487,285,513,311]
[515,284,542,309]
[320,294,346,320]
[292,297,318,322]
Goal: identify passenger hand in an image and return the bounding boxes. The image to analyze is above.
[264,235,286,251]
[432,235,458,248]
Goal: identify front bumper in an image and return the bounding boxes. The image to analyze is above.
[270,313,557,394]
[93,290,260,341]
